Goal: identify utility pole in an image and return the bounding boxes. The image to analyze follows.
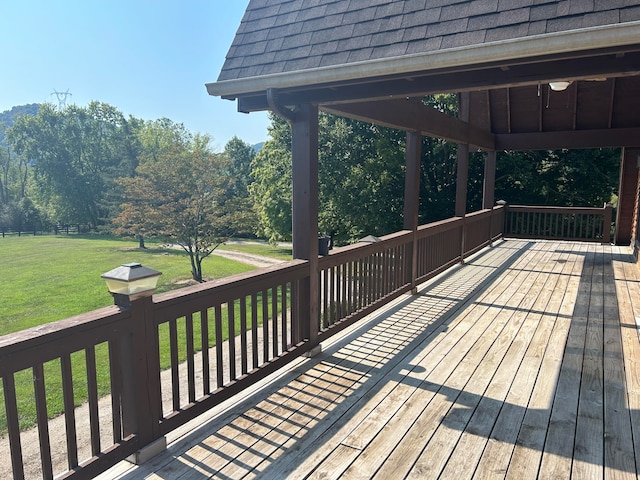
[51,89,72,109]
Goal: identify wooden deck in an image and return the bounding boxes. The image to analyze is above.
[103,239,640,479]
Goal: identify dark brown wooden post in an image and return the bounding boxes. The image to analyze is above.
[483,151,496,210]
[116,295,164,463]
[614,147,640,245]
[455,92,470,218]
[483,151,497,245]
[455,143,470,218]
[291,103,320,348]
[404,131,421,293]
[456,143,469,261]
[603,202,613,244]
[456,93,470,261]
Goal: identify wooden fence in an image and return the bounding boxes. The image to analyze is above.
[1,224,90,237]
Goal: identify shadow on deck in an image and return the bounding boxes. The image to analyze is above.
[105,239,640,479]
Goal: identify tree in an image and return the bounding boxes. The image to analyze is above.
[495,148,620,207]
[223,136,259,237]
[224,136,255,198]
[7,102,137,229]
[0,122,43,230]
[114,130,233,282]
[249,114,294,244]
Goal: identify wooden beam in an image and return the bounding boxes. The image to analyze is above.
[456,143,470,218]
[614,148,640,245]
[291,104,319,345]
[404,131,421,231]
[456,93,470,218]
[322,99,495,150]
[404,131,421,292]
[495,128,640,150]
[483,151,497,209]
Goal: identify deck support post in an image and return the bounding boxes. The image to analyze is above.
[614,147,640,245]
[484,151,497,245]
[603,202,613,244]
[455,143,469,219]
[116,295,165,464]
[404,130,421,294]
[456,143,469,263]
[290,103,320,350]
[456,93,470,262]
[483,151,496,210]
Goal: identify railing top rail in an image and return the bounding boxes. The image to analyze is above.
[154,259,308,313]
[416,215,463,237]
[0,306,130,375]
[464,208,499,223]
[318,229,413,269]
[507,205,607,214]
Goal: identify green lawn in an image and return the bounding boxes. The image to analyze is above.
[0,235,260,336]
[0,234,269,432]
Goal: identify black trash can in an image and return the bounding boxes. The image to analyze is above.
[318,236,332,256]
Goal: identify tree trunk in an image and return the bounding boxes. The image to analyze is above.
[138,235,146,249]
[189,252,203,282]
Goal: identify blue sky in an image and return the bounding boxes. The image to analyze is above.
[0,1,269,149]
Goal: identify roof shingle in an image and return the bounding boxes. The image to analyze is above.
[216,0,640,82]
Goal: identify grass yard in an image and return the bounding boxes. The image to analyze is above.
[0,234,286,432]
[0,235,260,335]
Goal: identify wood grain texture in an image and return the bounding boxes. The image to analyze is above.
[106,240,640,480]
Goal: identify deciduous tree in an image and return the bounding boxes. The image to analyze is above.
[7,102,136,229]
[114,130,233,282]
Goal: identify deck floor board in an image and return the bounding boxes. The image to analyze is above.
[104,240,640,480]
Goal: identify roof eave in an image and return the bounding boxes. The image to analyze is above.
[206,20,640,99]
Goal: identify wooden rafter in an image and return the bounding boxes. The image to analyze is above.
[322,98,495,150]
[496,127,640,150]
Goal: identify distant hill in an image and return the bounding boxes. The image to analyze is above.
[0,104,40,145]
[252,142,264,152]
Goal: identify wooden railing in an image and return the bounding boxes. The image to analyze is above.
[0,307,139,480]
[504,204,613,243]
[0,207,506,479]
[154,260,310,436]
[317,230,413,340]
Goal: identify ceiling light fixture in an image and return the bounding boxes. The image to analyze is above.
[549,81,571,91]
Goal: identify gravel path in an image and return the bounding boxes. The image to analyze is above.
[212,249,286,268]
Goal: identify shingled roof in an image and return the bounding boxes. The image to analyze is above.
[217,0,640,83]
[208,0,640,151]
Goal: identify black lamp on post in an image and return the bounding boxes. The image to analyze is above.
[101,262,162,308]
[101,262,167,461]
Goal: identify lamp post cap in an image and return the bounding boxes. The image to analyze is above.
[101,263,162,282]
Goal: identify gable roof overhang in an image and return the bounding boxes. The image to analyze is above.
[207,21,640,151]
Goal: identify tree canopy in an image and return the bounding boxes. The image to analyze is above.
[113,122,235,282]
[249,101,619,245]
[8,102,137,229]
[0,98,621,282]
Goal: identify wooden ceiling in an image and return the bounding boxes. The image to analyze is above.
[473,76,640,150]
[312,48,640,151]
